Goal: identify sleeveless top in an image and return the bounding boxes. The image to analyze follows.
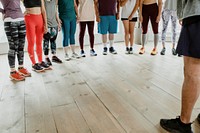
[78,0,95,21]
[24,0,41,8]
[121,0,138,18]
[44,0,57,27]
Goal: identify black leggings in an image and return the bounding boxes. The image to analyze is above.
[4,21,26,69]
[79,21,95,50]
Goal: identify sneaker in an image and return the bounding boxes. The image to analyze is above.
[151,48,158,55]
[65,54,71,61]
[10,71,25,81]
[45,57,52,66]
[160,117,193,133]
[129,47,133,54]
[139,47,145,54]
[18,67,31,77]
[71,52,80,59]
[40,61,51,70]
[197,114,200,124]
[52,56,62,63]
[125,47,129,54]
[90,49,97,56]
[109,47,117,54]
[172,48,177,56]
[32,63,45,72]
[80,50,86,57]
[178,54,183,57]
[103,47,108,55]
[160,47,166,55]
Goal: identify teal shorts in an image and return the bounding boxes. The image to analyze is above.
[98,15,118,34]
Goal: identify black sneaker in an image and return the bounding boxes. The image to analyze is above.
[109,47,117,54]
[32,63,44,72]
[160,117,193,133]
[40,61,51,70]
[172,48,177,56]
[52,56,62,63]
[103,47,108,55]
[125,47,129,54]
[80,50,86,57]
[129,47,133,54]
[160,47,166,55]
[45,57,52,66]
[197,114,200,124]
[178,54,183,57]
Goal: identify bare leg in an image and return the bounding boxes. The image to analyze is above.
[122,20,130,47]
[129,22,136,47]
[180,56,200,123]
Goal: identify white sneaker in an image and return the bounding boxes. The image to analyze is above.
[129,47,133,54]
[71,52,80,59]
[65,54,71,61]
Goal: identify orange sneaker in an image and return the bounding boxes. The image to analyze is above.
[151,48,158,55]
[139,47,145,54]
[18,67,31,77]
[10,71,25,81]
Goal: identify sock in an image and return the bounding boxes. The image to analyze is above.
[142,34,147,47]
[109,40,114,47]
[103,43,107,48]
[154,34,159,48]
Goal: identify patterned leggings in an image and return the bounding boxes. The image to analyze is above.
[4,21,26,69]
[161,9,177,44]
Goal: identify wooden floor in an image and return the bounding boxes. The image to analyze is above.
[1,42,200,133]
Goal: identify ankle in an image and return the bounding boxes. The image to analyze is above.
[180,116,191,125]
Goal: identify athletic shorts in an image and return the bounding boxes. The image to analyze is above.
[121,17,137,22]
[98,15,118,34]
[176,20,200,58]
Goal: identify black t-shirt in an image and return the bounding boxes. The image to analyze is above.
[183,15,200,26]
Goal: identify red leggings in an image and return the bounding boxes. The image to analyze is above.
[142,3,159,34]
[25,14,44,65]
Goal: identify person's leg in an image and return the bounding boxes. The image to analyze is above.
[17,20,31,77]
[87,21,97,56]
[129,20,136,54]
[70,18,79,58]
[161,9,170,55]
[108,16,117,54]
[79,22,87,51]
[171,11,177,55]
[43,30,50,59]
[122,20,130,54]
[181,56,200,123]
[4,22,25,81]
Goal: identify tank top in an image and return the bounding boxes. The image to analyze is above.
[24,0,41,8]
[58,0,76,20]
[121,0,138,18]
[44,0,57,27]
[78,0,95,21]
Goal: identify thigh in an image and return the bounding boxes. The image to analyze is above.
[108,16,118,34]
[122,20,130,33]
[87,21,95,34]
[80,22,87,34]
[129,21,136,34]
[70,18,77,35]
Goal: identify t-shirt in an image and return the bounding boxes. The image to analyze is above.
[164,0,177,11]
[78,0,95,21]
[98,0,117,16]
[121,0,138,18]
[58,0,76,20]
[44,0,58,27]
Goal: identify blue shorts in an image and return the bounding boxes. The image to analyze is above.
[98,16,118,34]
[176,20,200,58]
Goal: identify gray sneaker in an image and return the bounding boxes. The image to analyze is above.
[172,48,177,56]
[71,52,80,59]
[65,54,71,61]
[160,47,166,55]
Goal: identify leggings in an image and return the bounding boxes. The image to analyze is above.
[43,27,58,55]
[161,9,177,44]
[4,20,26,69]
[61,17,76,47]
[142,3,159,34]
[79,21,95,50]
[25,14,44,65]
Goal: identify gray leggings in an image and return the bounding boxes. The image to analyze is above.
[4,21,26,69]
[161,9,177,44]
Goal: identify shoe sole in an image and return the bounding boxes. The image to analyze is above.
[103,53,107,55]
[90,54,97,56]
[18,71,32,77]
[32,68,45,73]
[10,76,25,81]
[151,52,158,56]
[110,52,117,54]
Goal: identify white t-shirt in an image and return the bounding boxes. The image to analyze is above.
[78,0,95,21]
[121,0,138,19]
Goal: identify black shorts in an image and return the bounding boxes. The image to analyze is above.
[176,20,200,58]
[121,17,137,22]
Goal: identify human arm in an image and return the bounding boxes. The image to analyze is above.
[128,0,139,20]
[139,0,143,23]
[116,0,120,20]
[156,0,163,23]
[56,0,61,31]
[74,0,79,21]
[94,0,100,22]
[41,0,48,33]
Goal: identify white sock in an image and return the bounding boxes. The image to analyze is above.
[109,40,114,47]
[154,34,159,48]
[103,43,107,48]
